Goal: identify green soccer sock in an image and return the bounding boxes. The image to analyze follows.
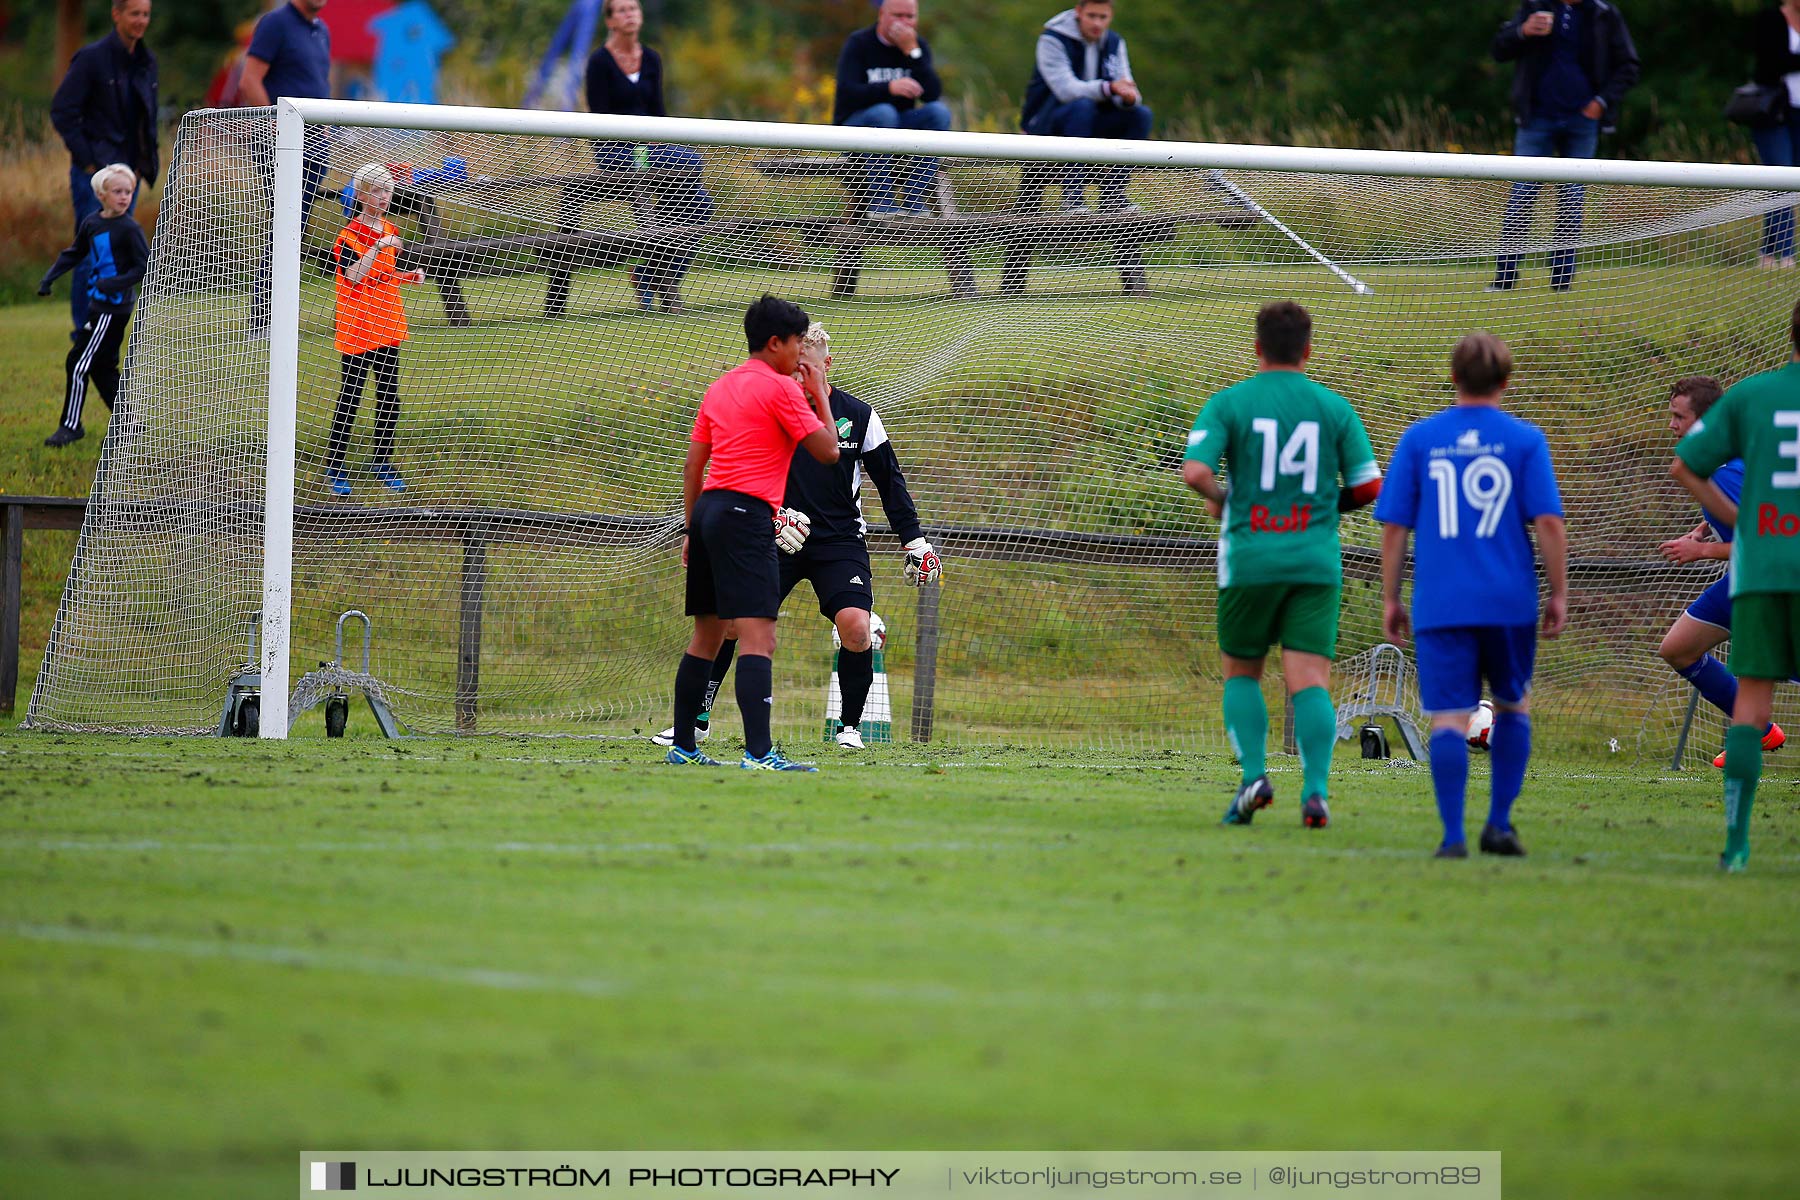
[1292,686,1338,802]
[1223,676,1268,786]
[1723,723,1763,865]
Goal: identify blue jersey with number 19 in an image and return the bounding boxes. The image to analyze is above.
[1374,404,1563,632]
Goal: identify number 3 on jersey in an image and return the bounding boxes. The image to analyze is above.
[1427,454,1513,538]
[1251,418,1319,492]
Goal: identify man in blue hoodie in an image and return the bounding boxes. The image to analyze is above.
[834,0,953,218]
[1019,0,1150,212]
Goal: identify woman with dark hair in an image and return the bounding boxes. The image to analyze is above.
[1749,1,1800,268]
[585,0,714,312]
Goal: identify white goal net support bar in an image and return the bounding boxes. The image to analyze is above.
[26,99,1800,760]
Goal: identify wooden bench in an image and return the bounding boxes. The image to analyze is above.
[357,167,734,323]
[332,158,1260,319]
[751,155,976,299]
[750,155,1258,300]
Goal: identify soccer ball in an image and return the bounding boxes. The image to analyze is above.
[1466,700,1495,750]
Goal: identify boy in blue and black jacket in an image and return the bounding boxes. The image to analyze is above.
[38,164,149,448]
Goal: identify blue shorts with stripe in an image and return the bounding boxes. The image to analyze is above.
[1683,576,1733,632]
[1415,624,1538,714]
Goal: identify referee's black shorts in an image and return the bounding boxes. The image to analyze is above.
[779,539,876,619]
[686,489,780,619]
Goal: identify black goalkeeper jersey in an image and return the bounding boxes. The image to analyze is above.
[784,385,924,546]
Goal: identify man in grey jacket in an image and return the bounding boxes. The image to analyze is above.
[1018,0,1150,211]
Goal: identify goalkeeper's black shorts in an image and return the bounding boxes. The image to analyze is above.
[779,539,875,619]
[686,489,779,619]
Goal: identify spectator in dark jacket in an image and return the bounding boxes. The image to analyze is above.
[50,0,157,339]
[584,0,714,313]
[1488,0,1640,292]
[834,0,953,218]
[1749,2,1800,268]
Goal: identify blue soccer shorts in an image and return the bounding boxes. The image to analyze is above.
[1415,624,1538,714]
[1683,575,1733,632]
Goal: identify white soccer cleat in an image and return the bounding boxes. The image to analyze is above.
[834,726,865,751]
[651,723,709,748]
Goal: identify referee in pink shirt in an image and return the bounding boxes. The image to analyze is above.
[669,295,841,771]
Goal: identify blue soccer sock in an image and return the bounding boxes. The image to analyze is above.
[1675,654,1739,718]
[1488,710,1531,832]
[1429,728,1469,848]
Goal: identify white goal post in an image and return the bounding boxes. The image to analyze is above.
[32,97,1800,756]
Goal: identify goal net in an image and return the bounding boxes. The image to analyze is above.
[24,100,1800,761]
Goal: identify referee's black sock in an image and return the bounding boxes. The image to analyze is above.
[672,653,713,752]
[699,639,738,724]
[837,648,875,729]
[737,654,774,758]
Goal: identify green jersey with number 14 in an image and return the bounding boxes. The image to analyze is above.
[1676,360,1800,597]
[1185,370,1381,588]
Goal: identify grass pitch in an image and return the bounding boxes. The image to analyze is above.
[3,730,1797,1199]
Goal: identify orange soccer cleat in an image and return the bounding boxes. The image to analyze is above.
[1713,722,1786,769]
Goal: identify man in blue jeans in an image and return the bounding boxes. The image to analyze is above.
[1489,0,1639,292]
[833,0,953,218]
[1019,0,1151,212]
[50,0,158,341]
[241,0,334,335]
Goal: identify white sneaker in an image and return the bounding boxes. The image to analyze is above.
[834,726,865,751]
[652,722,709,748]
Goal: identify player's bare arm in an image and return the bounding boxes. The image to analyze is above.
[1379,521,1412,645]
[1659,522,1730,565]
[1535,514,1569,639]
[796,360,839,464]
[1670,459,1738,530]
[1181,460,1226,518]
[238,56,272,107]
[681,439,711,566]
[799,426,839,465]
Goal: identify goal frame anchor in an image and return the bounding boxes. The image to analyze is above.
[1335,642,1427,760]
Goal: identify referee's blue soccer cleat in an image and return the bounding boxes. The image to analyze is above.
[1221,775,1274,825]
[372,462,406,492]
[326,468,352,497]
[664,745,722,766]
[740,748,818,772]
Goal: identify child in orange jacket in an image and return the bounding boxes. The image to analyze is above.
[326,163,425,496]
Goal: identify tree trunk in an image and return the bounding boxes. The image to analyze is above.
[54,0,84,89]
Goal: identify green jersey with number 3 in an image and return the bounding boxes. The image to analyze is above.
[1185,371,1381,588]
[1676,360,1800,597]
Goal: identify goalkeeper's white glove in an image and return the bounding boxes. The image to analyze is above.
[773,507,811,554]
[902,537,942,586]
